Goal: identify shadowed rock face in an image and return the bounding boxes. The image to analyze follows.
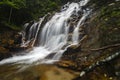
[56,0,120,80]
[0,31,25,60]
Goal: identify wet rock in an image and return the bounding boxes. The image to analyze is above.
[63,44,81,55]
[0,64,79,80]
[56,60,78,69]
[45,53,56,59]
[58,1,120,80]
[0,31,25,60]
[0,46,9,54]
[0,46,11,60]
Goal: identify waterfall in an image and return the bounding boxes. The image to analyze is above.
[0,0,91,65]
[72,9,91,44]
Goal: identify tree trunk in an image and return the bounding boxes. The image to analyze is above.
[8,8,13,23]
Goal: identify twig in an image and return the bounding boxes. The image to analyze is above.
[79,35,88,44]
[90,44,120,51]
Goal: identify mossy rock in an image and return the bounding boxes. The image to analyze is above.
[93,1,120,46]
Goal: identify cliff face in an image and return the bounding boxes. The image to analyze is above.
[57,0,120,80]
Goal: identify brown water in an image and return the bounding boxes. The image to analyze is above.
[0,64,79,80]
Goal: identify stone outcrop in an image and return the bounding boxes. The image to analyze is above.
[56,0,120,80]
[0,30,25,60]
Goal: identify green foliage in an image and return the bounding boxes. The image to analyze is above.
[12,0,26,8]
[0,0,26,9]
[0,0,17,9]
[2,21,22,30]
[0,0,62,30]
[25,0,61,19]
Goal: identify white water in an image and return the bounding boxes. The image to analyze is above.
[72,9,91,44]
[0,0,91,65]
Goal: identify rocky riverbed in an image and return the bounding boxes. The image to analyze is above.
[0,64,80,80]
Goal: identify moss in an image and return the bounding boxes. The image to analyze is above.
[96,1,120,46]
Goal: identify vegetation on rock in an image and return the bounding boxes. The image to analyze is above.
[59,0,120,80]
[0,0,62,30]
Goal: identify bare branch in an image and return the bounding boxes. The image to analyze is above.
[90,44,120,51]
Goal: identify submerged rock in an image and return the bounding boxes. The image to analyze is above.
[0,64,79,80]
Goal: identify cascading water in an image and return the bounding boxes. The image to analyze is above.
[21,17,46,47]
[72,9,91,44]
[0,0,91,65]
